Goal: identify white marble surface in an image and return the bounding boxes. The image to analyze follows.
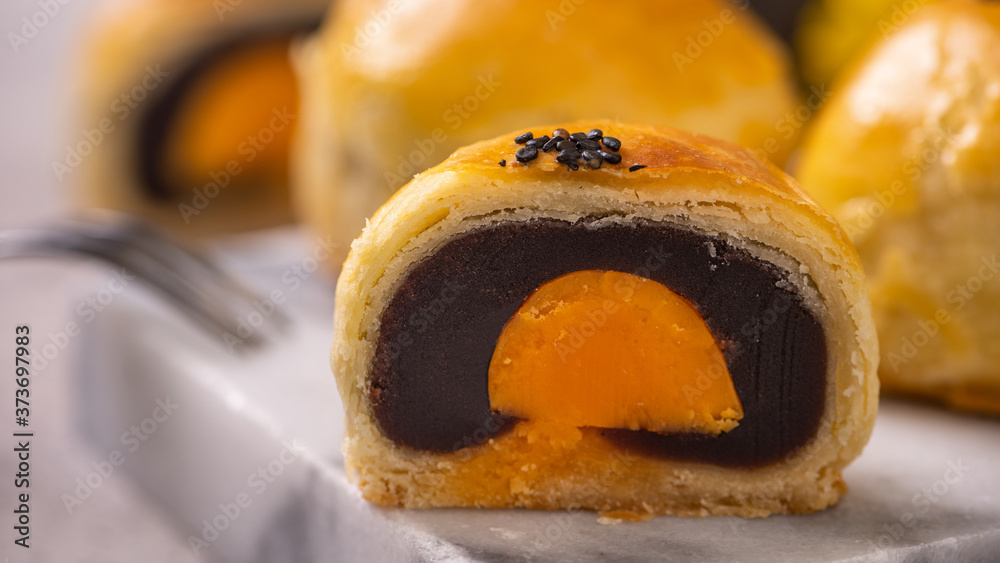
[74,231,1000,563]
[0,262,223,563]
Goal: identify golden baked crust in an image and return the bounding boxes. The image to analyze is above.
[796,0,1000,415]
[76,0,327,238]
[294,0,801,267]
[332,121,879,517]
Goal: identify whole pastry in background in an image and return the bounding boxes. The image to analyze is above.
[333,121,878,516]
[797,0,1000,415]
[795,0,939,87]
[76,0,328,237]
[294,0,802,265]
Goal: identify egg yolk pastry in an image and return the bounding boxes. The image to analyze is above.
[332,122,879,517]
[797,0,1000,416]
[77,0,327,236]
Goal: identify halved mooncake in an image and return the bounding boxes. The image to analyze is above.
[332,121,879,517]
[77,0,327,237]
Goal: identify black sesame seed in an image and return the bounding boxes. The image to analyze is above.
[556,140,576,151]
[542,136,562,152]
[516,146,539,163]
[629,164,647,172]
[600,150,622,164]
[499,159,506,167]
[556,149,581,163]
[515,132,534,144]
[601,136,621,151]
[569,132,588,142]
[582,150,603,169]
[587,129,603,140]
[553,128,570,140]
[576,139,600,151]
[526,135,550,149]
[566,160,580,171]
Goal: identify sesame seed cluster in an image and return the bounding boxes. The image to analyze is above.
[501,128,650,172]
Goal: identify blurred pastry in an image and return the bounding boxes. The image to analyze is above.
[294,0,802,265]
[797,1,1000,415]
[332,121,878,516]
[795,0,939,86]
[76,0,328,237]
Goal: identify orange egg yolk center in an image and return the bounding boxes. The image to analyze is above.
[162,37,299,193]
[488,270,743,435]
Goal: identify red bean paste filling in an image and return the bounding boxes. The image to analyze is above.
[371,218,827,467]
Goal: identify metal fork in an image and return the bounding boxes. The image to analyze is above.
[0,212,290,350]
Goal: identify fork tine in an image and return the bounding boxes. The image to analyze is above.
[98,218,292,330]
[1,226,267,350]
[69,218,290,341]
[0,217,285,351]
